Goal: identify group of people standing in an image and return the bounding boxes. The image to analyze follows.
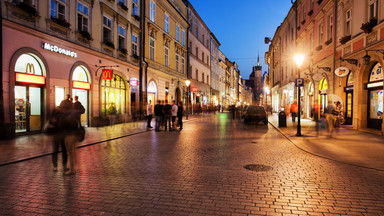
[49,94,85,175]
[147,100,184,132]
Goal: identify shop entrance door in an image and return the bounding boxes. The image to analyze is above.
[72,89,88,127]
[345,92,353,125]
[15,85,42,133]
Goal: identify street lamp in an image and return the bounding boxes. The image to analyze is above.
[185,79,190,120]
[294,54,304,136]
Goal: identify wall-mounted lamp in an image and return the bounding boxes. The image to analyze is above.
[363,50,384,65]
[340,57,358,66]
[317,65,331,72]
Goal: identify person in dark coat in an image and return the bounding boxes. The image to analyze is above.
[73,96,85,125]
[154,100,162,132]
[163,100,172,131]
[50,107,68,172]
[177,101,184,131]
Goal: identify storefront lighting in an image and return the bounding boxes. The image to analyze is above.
[367,82,383,88]
[73,81,91,90]
[16,73,45,85]
[363,50,384,65]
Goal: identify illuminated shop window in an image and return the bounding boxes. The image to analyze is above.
[101,74,126,116]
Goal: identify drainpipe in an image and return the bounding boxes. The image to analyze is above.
[139,0,147,120]
[186,3,191,114]
[333,0,337,94]
[0,2,6,139]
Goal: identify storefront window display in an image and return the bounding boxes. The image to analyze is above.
[72,66,90,126]
[14,53,45,133]
[319,78,328,116]
[368,63,383,121]
[101,74,126,116]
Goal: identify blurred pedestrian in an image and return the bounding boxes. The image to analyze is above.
[171,100,178,130]
[325,100,336,137]
[108,104,117,127]
[59,95,80,175]
[154,100,162,132]
[163,100,172,131]
[312,102,320,136]
[49,107,68,172]
[147,100,153,128]
[177,101,184,131]
[290,99,298,123]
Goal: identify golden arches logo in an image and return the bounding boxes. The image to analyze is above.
[26,63,35,74]
[78,72,86,82]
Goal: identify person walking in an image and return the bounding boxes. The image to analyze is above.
[325,100,336,137]
[290,99,298,123]
[58,95,80,175]
[163,100,172,131]
[154,100,162,132]
[171,100,178,130]
[177,101,184,131]
[147,100,153,128]
[49,107,68,172]
[73,96,85,125]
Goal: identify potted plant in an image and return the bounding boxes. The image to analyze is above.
[325,38,332,46]
[308,10,313,16]
[317,0,323,5]
[301,19,306,25]
[51,16,71,28]
[132,54,139,60]
[133,15,140,21]
[119,48,128,55]
[104,40,115,49]
[118,2,128,11]
[79,30,92,41]
[339,35,351,44]
[16,2,38,16]
[361,18,378,34]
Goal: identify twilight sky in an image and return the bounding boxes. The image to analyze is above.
[188,0,293,79]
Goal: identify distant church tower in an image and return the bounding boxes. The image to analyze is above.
[249,55,263,104]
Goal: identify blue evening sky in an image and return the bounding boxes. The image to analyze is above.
[188,0,293,79]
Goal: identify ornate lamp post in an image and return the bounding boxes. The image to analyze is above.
[294,54,304,136]
[185,79,190,120]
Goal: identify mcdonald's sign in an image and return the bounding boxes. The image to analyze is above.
[16,73,45,85]
[26,63,36,74]
[102,69,113,80]
[73,81,91,90]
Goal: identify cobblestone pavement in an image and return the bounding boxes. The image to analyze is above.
[0,113,383,216]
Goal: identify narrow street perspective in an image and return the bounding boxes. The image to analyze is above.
[0,114,383,215]
[1,0,384,215]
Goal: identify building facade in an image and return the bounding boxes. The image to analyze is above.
[185,2,211,110]
[2,0,141,138]
[143,0,188,107]
[267,0,384,132]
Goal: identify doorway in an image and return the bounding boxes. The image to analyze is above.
[72,89,88,126]
[15,85,42,133]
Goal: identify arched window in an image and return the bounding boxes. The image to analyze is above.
[101,74,126,115]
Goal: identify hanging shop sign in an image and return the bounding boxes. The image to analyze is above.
[15,73,45,85]
[367,82,383,89]
[42,43,77,58]
[191,87,198,92]
[129,78,139,87]
[102,69,113,80]
[334,67,350,77]
[73,81,91,90]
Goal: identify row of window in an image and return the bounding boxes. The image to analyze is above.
[193,69,210,85]
[149,0,186,46]
[49,0,140,55]
[148,36,186,73]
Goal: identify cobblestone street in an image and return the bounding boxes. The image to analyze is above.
[0,113,384,216]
